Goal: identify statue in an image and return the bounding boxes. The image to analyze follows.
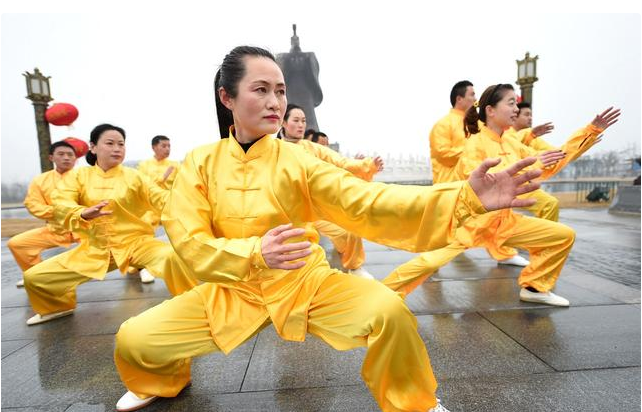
[277,24,323,130]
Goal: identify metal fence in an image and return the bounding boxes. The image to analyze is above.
[541,179,633,203]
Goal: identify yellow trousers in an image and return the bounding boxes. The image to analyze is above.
[384,215,576,294]
[24,238,198,315]
[314,220,365,269]
[489,189,560,259]
[115,273,439,412]
[7,226,77,271]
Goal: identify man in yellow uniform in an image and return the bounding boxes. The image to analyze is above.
[504,101,561,221]
[137,135,180,193]
[430,81,528,266]
[8,141,79,287]
[429,80,476,184]
[135,135,181,282]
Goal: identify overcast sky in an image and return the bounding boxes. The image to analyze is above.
[1,9,640,183]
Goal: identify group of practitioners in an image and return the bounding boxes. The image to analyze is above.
[7,45,620,412]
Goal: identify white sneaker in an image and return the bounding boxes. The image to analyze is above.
[26,309,74,325]
[519,288,570,307]
[428,400,451,412]
[116,391,158,411]
[139,269,155,283]
[348,267,375,280]
[498,255,530,267]
[16,279,24,287]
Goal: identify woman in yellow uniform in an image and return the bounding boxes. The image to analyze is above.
[23,123,198,326]
[278,103,383,279]
[503,101,561,221]
[113,46,543,412]
[384,84,619,305]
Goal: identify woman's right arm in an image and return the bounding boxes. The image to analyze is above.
[162,151,268,284]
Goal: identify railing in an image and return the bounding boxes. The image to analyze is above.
[540,178,633,203]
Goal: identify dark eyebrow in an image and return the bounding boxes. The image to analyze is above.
[252,80,286,87]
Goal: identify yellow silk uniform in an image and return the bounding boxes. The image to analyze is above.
[23,165,198,315]
[114,134,488,412]
[429,108,467,184]
[504,127,560,221]
[294,138,379,269]
[430,111,520,258]
[137,157,181,226]
[385,123,602,297]
[8,169,78,271]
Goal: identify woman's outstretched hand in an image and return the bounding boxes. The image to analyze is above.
[261,223,312,270]
[591,107,621,130]
[538,150,566,167]
[468,157,542,211]
[373,156,384,171]
[532,122,554,137]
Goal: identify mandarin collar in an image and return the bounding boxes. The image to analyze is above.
[227,127,273,161]
[480,125,504,143]
[450,108,465,117]
[93,164,123,177]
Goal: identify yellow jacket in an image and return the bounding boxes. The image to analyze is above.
[162,133,486,352]
[429,108,467,184]
[51,165,169,279]
[505,126,557,152]
[293,139,378,181]
[454,123,602,250]
[23,169,73,236]
[137,157,180,189]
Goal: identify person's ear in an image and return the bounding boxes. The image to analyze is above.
[219,87,234,111]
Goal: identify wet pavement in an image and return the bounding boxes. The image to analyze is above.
[1,208,639,411]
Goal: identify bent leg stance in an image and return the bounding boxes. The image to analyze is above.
[503,216,575,292]
[8,227,75,271]
[24,251,103,315]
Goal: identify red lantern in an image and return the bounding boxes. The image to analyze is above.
[45,103,79,126]
[63,137,89,157]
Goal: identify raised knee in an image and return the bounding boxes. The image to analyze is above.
[560,225,576,244]
[7,237,19,251]
[23,267,39,289]
[116,318,148,362]
[376,292,414,324]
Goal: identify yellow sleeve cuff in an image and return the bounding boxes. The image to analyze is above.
[250,237,269,272]
[455,182,487,224]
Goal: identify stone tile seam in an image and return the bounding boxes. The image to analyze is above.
[410,301,636,316]
[476,310,560,373]
[238,334,260,392]
[436,365,642,383]
[0,339,35,359]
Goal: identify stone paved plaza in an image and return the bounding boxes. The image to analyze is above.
[1,208,640,411]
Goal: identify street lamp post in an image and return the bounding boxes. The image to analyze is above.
[23,68,54,172]
[516,52,538,104]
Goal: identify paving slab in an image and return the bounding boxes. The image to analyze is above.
[438,367,641,412]
[1,298,166,341]
[481,305,641,371]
